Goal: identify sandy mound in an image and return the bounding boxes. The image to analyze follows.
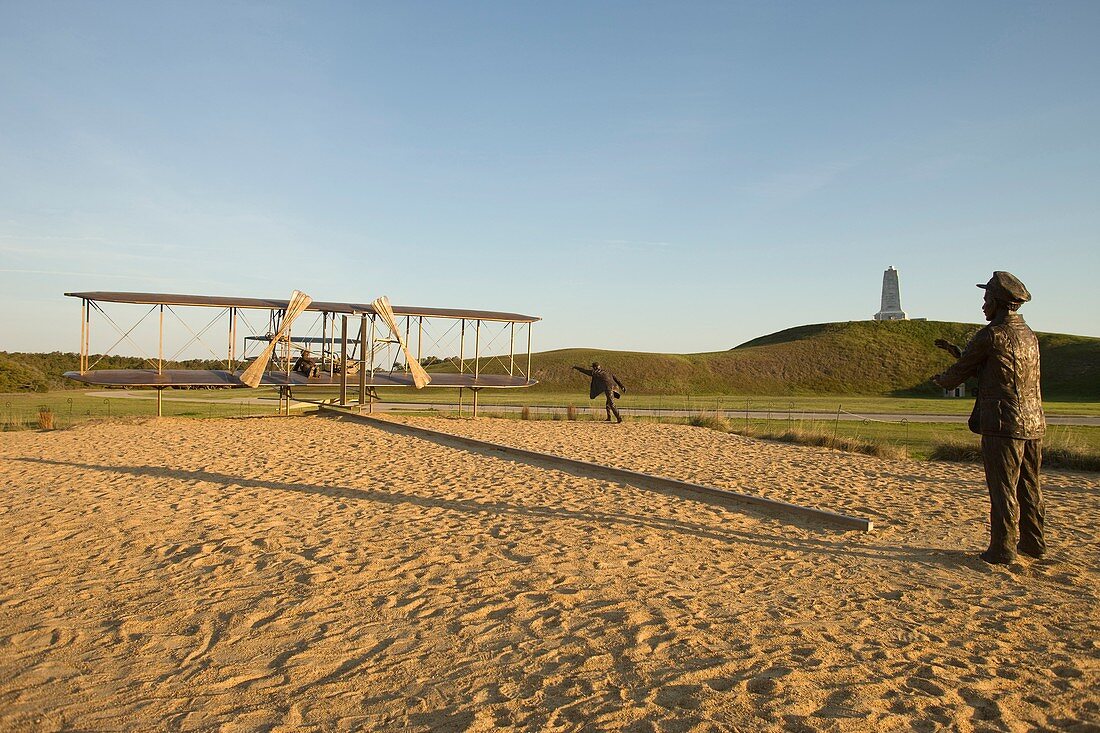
[1,415,1096,731]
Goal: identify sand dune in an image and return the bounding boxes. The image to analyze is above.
[1,414,1096,731]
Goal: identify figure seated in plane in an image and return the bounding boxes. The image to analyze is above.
[293,349,318,378]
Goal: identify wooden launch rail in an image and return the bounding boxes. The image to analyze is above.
[319,407,874,533]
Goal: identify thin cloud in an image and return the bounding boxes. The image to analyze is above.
[596,239,675,251]
[0,267,176,281]
[0,238,188,265]
[0,234,109,242]
[743,156,865,205]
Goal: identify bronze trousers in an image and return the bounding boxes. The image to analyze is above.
[980,435,1044,557]
[603,392,621,422]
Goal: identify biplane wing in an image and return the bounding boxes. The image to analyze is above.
[62,369,537,388]
[65,291,538,323]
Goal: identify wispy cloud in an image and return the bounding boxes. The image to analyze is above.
[592,239,675,252]
[0,234,179,249]
[0,235,188,266]
[0,234,109,242]
[904,153,972,180]
[0,267,177,282]
[744,159,860,204]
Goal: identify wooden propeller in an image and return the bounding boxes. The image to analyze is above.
[371,295,431,389]
[239,290,313,387]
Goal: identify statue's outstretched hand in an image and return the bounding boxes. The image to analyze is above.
[934,338,962,358]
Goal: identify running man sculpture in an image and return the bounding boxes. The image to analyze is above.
[573,362,626,423]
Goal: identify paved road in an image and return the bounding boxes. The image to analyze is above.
[391,403,1100,426]
[83,391,1100,426]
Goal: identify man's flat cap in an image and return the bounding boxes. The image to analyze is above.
[978,271,1031,304]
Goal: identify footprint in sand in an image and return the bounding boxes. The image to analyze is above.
[1051,665,1083,680]
[746,665,794,695]
[652,684,702,710]
[704,676,737,692]
[906,675,946,697]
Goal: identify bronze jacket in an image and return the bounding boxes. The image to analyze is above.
[573,366,626,399]
[937,313,1045,439]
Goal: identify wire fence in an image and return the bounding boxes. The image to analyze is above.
[1,393,284,431]
[7,391,1094,467]
[493,397,984,460]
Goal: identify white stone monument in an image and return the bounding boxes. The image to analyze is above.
[873,266,908,321]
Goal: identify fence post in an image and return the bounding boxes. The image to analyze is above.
[834,405,841,438]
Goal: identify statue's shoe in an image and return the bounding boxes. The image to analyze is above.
[1017,543,1045,559]
[979,550,1016,565]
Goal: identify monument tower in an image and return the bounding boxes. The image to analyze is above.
[873,266,907,321]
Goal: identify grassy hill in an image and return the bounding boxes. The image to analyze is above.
[5,320,1098,399]
[518,320,1100,400]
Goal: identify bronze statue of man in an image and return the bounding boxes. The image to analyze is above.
[573,361,626,423]
[933,271,1046,565]
[293,349,318,378]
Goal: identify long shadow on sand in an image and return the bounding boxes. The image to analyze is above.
[326,411,877,532]
[14,456,982,570]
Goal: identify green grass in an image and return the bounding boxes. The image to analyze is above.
[370,388,1100,417]
[693,414,1100,466]
[0,388,285,429]
[8,387,1097,471]
[484,405,1100,470]
[685,414,908,460]
[5,387,1099,429]
[928,429,1100,472]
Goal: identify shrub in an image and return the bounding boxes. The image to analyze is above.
[687,413,731,431]
[685,415,907,461]
[930,433,1100,472]
[929,441,982,464]
[1042,446,1100,472]
[520,406,531,420]
[37,407,54,430]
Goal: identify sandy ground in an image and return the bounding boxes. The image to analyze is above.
[0,414,1096,732]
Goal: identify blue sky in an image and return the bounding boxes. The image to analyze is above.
[2,1,1097,356]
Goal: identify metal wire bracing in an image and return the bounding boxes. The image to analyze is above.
[86,302,159,371]
[406,317,531,379]
[415,317,462,369]
[164,306,231,366]
[236,309,263,359]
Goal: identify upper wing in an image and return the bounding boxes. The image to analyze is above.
[64,369,537,389]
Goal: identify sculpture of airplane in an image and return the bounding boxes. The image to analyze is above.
[63,290,540,395]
